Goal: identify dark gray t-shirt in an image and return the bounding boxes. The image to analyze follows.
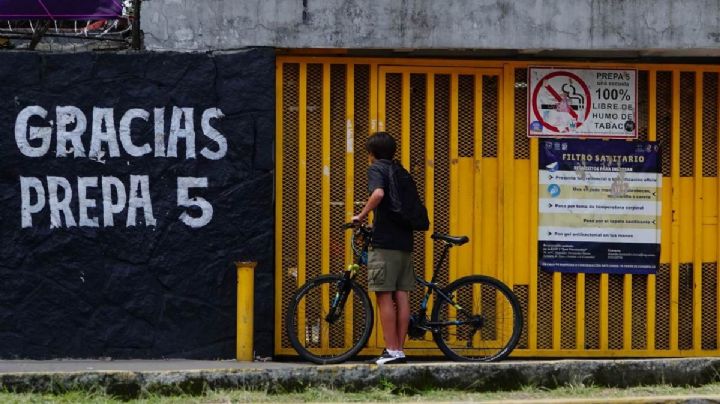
[367,159,413,252]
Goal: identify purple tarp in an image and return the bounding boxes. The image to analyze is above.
[0,0,122,19]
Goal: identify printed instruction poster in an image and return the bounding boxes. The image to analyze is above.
[539,140,661,274]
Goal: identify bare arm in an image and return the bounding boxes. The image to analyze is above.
[352,188,384,223]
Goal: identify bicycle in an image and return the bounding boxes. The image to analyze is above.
[285,222,523,364]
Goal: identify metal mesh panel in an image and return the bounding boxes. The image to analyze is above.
[434,75,451,286]
[537,270,553,349]
[281,63,300,349]
[353,65,370,342]
[306,64,323,290]
[329,64,347,348]
[703,73,718,177]
[514,68,530,159]
[637,71,649,141]
[678,263,694,350]
[385,73,403,150]
[514,285,529,349]
[480,284,498,340]
[410,73,427,311]
[560,274,577,349]
[482,76,499,158]
[702,263,718,350]
[458,75,475,157]
[608,275,624,350]
[655,264,671,350]
[304,284,322,348]
[584,274,600,349]
[656,72,672,177]
[680,72,695,178]
[631,275,648,350]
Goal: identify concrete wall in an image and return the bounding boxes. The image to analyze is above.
[0,49,275,359]
[142,0,720,53]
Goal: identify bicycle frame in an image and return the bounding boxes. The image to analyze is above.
[411,242,479,330]
[329,225,476,329]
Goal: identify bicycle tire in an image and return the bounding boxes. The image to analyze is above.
[431,275,522,362]
[285,274,373,364]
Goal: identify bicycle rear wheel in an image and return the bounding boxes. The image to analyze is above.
[431,275,522,362]
[285,274,373,364]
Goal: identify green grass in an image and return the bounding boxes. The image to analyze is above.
[2,383,720,403]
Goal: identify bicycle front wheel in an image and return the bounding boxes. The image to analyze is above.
[431,275,522,362]
[285,274,373,364]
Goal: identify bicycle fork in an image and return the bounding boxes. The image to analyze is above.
[325,271,355,323]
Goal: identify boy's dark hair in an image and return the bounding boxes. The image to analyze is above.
[366,132,396,160]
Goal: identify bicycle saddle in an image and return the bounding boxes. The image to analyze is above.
[431,233,469,245]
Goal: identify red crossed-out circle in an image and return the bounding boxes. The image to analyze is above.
[532,71,592,133]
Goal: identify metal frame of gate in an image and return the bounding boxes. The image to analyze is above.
[275,57,720,358]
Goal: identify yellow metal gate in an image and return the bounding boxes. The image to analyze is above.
[276,57,720,358]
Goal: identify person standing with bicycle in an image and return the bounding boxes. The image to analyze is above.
[352,132,414,365]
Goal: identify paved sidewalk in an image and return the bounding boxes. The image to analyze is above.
[0,359,308,373]
[0,357,717,399]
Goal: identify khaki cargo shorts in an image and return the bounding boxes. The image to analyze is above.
[367,248,415,292]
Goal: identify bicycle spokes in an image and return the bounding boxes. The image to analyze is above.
[286,275,374,363]
[432,276,522,361]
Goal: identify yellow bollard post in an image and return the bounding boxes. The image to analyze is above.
[236,261,256,361]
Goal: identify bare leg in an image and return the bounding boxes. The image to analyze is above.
[376,291,399,350]
[393,290,410,349]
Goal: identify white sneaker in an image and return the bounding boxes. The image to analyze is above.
[374,350,406,365]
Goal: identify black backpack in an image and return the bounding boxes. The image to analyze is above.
[387,160,430,231]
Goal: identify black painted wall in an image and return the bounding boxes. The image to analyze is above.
[0,48,275,358]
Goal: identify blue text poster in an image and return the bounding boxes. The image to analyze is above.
[539,140,661,274]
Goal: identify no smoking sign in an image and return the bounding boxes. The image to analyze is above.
[528,67,637,139]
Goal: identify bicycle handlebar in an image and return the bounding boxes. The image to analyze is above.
[344,222,372,235]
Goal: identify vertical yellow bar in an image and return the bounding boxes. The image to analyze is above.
[474,73,484,278]
[297,63,308,340]
[369,64,379,350]
[670,69,680,351]
[378,69,386,132]
[624,275,633,350]
[450,73,459,283]
[502,67,515,290]
[370,64,378,132]
[647,69,657,351]
[345,65,355,266]
[472,73,483,348]
[553,272,561,350]
[401,72,411,167]
[345,64,355,348]
[576,273,585,350]
[322,64,331,276]
[693,71,703,351]
[500,67,517,349]
[458,158,475,279]
[600,274,609,350]
[716,70,720,351]
[274,61,284,354]
[425,73,435,319]
[321,64,331,349]
[529,129,539,351]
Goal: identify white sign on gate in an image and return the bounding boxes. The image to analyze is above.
[528,67,637,139]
